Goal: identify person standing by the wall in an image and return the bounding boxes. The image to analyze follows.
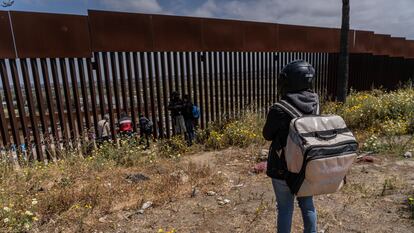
[182,94,195,146]
[97,114,111,145]
[139,114,153,149]
[168,91,186,137]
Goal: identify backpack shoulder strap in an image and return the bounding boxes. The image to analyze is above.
[275,100,303,118]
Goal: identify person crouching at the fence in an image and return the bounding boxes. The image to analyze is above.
[139,114,153,149]
[263,60,319,233]
[97,114,111,145]
[118,112,133,137]
[168,91,186,137]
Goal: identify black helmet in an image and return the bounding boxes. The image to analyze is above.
[278,60,315,95]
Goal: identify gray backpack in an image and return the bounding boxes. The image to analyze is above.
[275,100,358,197]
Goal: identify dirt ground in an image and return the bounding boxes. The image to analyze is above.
[63,146,414,233]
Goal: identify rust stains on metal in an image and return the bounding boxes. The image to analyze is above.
[242,21,276,51]
[306,26,340,53]
[349,30,374,54]
[277,24,309,52]
[202,18,244,51]
[152,15,202,51]
[372,34,391,56]
[88,10,153,52]
[405,40,414,59]
[10,11,91,58]
[279,25,348,53]
[0,11,15,58]
[389,37,406,57]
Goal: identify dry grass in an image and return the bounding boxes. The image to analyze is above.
[0,149,223,232]
[2,145,414,232]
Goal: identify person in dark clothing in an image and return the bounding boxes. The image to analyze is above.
[182,94,195,146]
[139,114,152,149]
[263,60,319,233]
[168,91,186,136]
[118,112,133,137]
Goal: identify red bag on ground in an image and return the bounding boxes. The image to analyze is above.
[252,161,267,173]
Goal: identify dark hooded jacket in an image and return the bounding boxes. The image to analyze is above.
[263,90,319,180]
[168,97,184,117]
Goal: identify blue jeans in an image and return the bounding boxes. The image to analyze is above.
[272,179,317,233]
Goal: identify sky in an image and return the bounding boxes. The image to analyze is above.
[2,0,414,39]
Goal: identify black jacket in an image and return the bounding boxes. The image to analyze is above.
[182,100,194,120]
[139,116,152,134]
[263,90,319,180]
[168,98,184,117]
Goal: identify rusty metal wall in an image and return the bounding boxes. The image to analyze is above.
[86,10,414,56]
[1,10,414,162]
[0,10,413,56]
[10,11,91,58]
[0,11,15,58]
[349,30,374,54]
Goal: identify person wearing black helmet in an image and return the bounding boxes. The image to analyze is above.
[263,60,319,233]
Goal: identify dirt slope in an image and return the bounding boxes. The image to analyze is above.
[79,147,414,233]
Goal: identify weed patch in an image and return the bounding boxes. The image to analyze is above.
[324,87,414,154]
[198,111,265,150]
[158,136,189,159]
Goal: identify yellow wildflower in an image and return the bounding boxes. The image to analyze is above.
[25,210,34,216]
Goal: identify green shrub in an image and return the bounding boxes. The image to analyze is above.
[0,190,39,232]
[91,139,146,167]
[158,136,189,159]
[203,130,225,150]
[0,162,49,232]
[361,135,384,153]
[323,87,414,154]
[323,88,414,132]
[222,120,262,147]
[199,111,265,150]
[380,117,410,136]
